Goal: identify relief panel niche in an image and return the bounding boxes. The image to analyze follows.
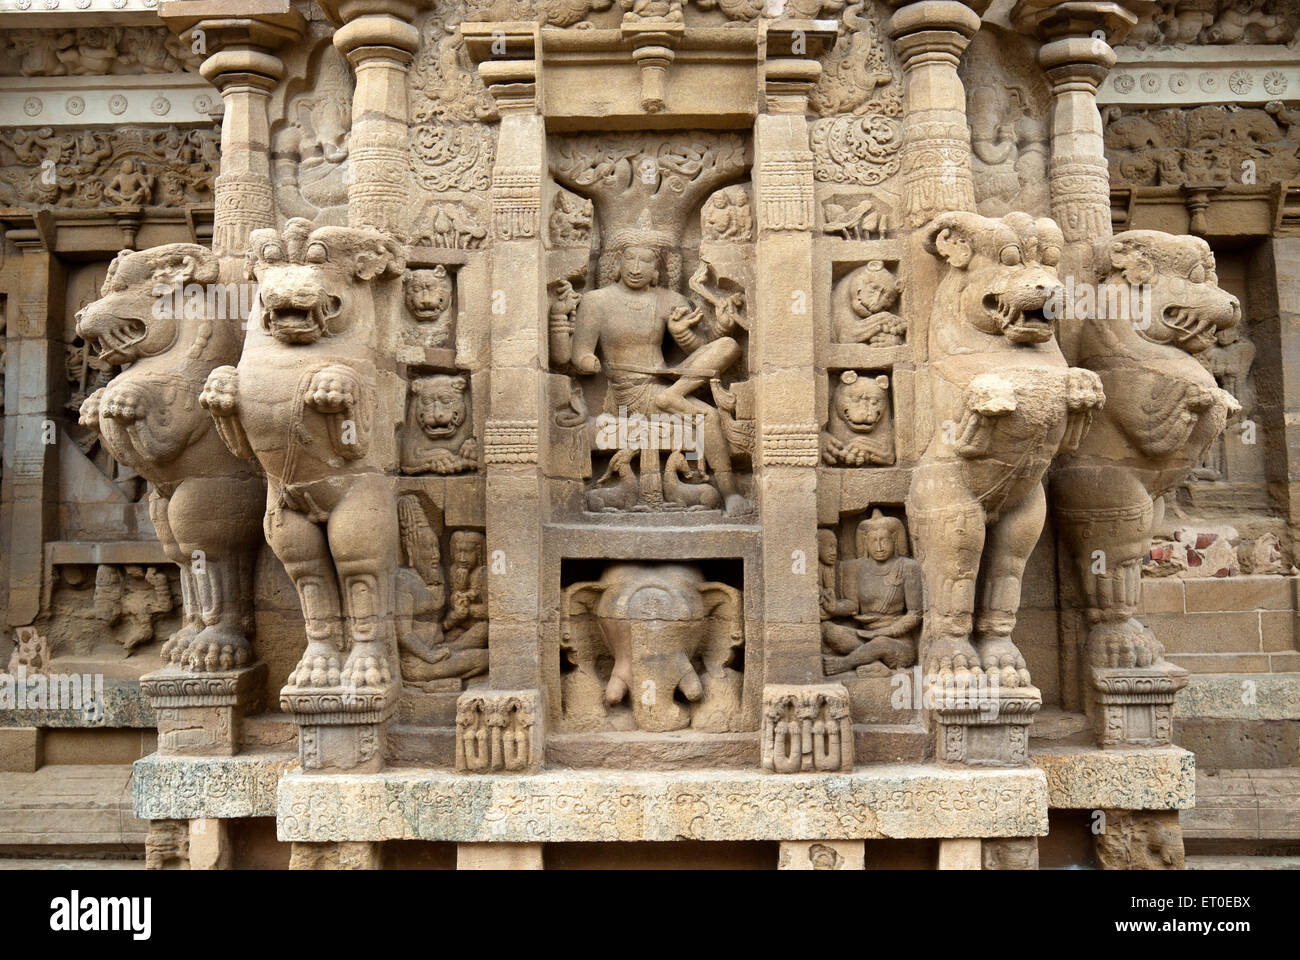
[547,132,757,517]
[561,562,745,733]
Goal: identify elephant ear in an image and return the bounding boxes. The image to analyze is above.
[697,582,743,674]
[561,581,606,669]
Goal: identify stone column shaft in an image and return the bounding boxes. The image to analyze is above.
[334,11,420,234]
[887,1,983,225]
[754,36,828,684]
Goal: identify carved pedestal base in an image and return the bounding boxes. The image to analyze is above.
[1094,810,1185,870]
[289,841,382,870]
[281,683,397,774]
[454,689,542,774]
[141,663,267,757]
[936,837,1040,869]
[761,683,854,774]
[145,819,190,870]
[934,691,1041,767]
[1089,666,1188,748]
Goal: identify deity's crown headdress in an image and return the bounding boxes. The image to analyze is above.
[607,210,674,254]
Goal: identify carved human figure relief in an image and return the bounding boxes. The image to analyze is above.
[566,219,753,516]
[820,512,922,677]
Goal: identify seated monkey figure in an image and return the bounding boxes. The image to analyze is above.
[907,212,1104,690]
[834,261,906,345]
[822,511,922,677]
[201,217,405,690]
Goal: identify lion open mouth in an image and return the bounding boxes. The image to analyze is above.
[266,305,325,343]
[91,318,147,364]
[984,294,1053,343]
[1162,305,1217,351]
[421,420,460,439]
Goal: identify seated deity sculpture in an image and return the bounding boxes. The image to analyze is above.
[821,511,922,677]
[569,217,752,516]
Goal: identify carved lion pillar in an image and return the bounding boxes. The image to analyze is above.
[886,0,984,226]
[160,9,305,258]
[755,23,852,774]
[323,0,421,234]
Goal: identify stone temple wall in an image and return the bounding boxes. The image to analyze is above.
[0,0,1295,871]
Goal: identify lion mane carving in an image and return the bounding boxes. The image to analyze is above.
[907,211,1104,690]
[77,244,264,672]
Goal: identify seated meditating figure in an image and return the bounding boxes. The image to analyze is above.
[822,510,922,677]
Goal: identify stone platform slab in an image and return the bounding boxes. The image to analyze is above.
[0,764,146,847]
[275,765,1050,844]
[1032,746,1195,810]
[133,750,296,821]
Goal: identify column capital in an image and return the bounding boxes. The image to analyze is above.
[464,23,540,114]
[887,0,983,62]
[763,20,836,114]
[158,1,307,51]
[1009,0,1140,44]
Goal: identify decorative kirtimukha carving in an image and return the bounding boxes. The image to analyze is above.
[821,371,895,466]
[77,245,264,672]
[403,267,455,349]
[401,375,479,475]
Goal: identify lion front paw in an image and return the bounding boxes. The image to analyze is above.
[305,365,359,414]
[341,642,393,689]
[100,386,145,423]
[79,387,106,431]
[200,365,240,416]
[182,625,252,673]
[288,644,343,688]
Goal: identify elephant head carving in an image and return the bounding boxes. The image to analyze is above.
[561,563,744,733]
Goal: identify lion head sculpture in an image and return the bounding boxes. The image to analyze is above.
[245,216,405,346]
[922,210,1064,346]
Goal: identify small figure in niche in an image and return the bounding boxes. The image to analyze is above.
[822,510,921,677]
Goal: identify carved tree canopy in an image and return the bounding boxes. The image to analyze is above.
[549,132,751,240]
